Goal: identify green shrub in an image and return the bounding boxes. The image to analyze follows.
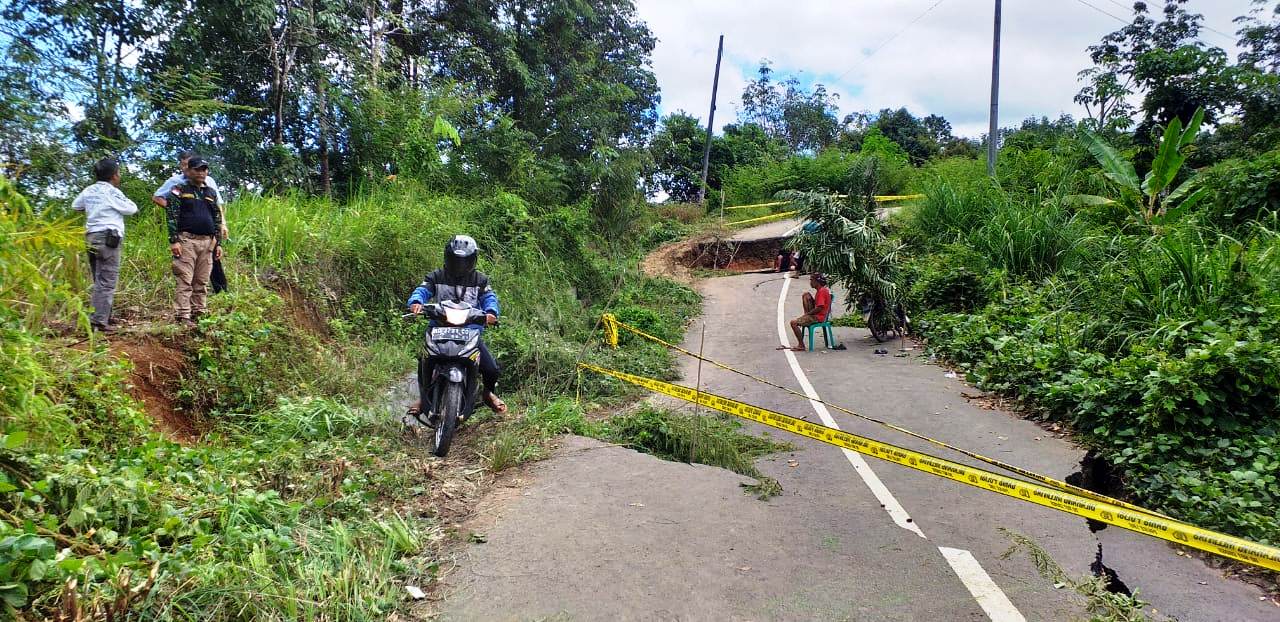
[907,244,994,312]
[722,149,912,205]
[184,288,298,416]
[1199,149,1280,230]
[919,289,1280,543]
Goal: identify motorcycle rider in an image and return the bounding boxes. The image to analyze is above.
[406,235,507,416]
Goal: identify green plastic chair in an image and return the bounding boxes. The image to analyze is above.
[804,292,840,351]
[806,320,838,351]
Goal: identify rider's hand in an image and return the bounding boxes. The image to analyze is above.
[170,242,182,258]
[214,245,223,260]
[485,313,498,326]
[410,303,423,315]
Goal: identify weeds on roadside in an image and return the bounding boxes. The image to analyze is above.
[596,406,790,498]
[1000,529,1150,622]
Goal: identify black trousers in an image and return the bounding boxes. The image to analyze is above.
[477,341,500,395]
[211,257,228,294]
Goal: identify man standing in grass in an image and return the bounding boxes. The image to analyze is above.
[72,158,138,333]
[153,150,229,292]
[164,157,223,325]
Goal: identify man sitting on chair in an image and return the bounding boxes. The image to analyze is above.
[789,273,831,351]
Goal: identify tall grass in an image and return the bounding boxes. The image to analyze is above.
[907,175,1002,244]
[968,200,1088,278]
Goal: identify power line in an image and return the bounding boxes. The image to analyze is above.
[1077,0,1132,24]
[834,0,949,82]
[1094,0,1237,43]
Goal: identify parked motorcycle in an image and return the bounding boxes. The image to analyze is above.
[859,293,911,343]
[404,300,490,457]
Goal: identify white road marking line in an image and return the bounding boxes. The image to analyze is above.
[775,276,1025,622]
[775,276,921,537]
[940,547,1028,622]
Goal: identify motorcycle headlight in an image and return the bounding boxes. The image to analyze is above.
[444,307,470,326]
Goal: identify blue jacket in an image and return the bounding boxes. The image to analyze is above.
[407,269,500,329]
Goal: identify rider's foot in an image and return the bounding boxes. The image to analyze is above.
[484,392,508,414]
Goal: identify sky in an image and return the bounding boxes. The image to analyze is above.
[636,0,1258,138]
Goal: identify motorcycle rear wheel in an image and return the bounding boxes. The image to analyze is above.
[432,383,462,457]
[868,309,893,342]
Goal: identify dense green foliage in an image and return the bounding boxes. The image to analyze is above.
[0,173,701,618]
[1,0,658,201]
[898,134,1280,545]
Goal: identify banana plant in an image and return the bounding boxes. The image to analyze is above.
[1072,108,1209,229]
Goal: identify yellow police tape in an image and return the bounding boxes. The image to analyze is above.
[723,194,926,211]
[728,210,799,227]
[599,313,1174,522]
[723,200,790,211]
[578,362,1280,571]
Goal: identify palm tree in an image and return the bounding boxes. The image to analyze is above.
[783,157,907,337]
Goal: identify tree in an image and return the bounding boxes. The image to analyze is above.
[1076,0,1233,139]
[428,0,659,197]
[922,114,954,144]
[1237,0,1280,71]
[1228,0,1280,154]
[0,43,75,196]
[648,112,706,203]
[739,60,842,153]
[871,107,937,164]
[2,0,174,154]
[648,114,784,203]
[1074,64,1136,132]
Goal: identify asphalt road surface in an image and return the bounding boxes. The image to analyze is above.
[439,268,1275,621]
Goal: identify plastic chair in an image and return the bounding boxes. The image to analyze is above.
[806,320,838,351]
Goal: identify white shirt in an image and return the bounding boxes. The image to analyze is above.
[155,172,224,205]
[72,182,138,236]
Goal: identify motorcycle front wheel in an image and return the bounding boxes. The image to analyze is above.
[432,382,462,457]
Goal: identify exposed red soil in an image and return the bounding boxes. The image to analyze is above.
[114,334,204,443]
[273,279,331,338]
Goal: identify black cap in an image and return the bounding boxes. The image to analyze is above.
[187,157,210,170]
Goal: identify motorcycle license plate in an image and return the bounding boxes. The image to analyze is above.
[431,327,472,341]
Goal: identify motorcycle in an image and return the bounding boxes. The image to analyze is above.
[404,300,490,457]
[859,293,911,343]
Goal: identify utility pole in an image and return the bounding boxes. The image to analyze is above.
[987,0,1001,177]
[698,35,724,206]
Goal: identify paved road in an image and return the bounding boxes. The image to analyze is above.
[728,218,803,242]
[439,271,1276,621]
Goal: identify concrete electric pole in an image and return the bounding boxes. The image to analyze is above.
[698,35,724,206]
[987,0,1001,177]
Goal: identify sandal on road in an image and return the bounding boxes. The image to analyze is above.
[484,393,508,414]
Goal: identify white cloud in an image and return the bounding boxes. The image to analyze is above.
[637,0,1254,138]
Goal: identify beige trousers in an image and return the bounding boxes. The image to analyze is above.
[172,232,217,319]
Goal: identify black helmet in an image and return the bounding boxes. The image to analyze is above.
[444,235,479,279]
